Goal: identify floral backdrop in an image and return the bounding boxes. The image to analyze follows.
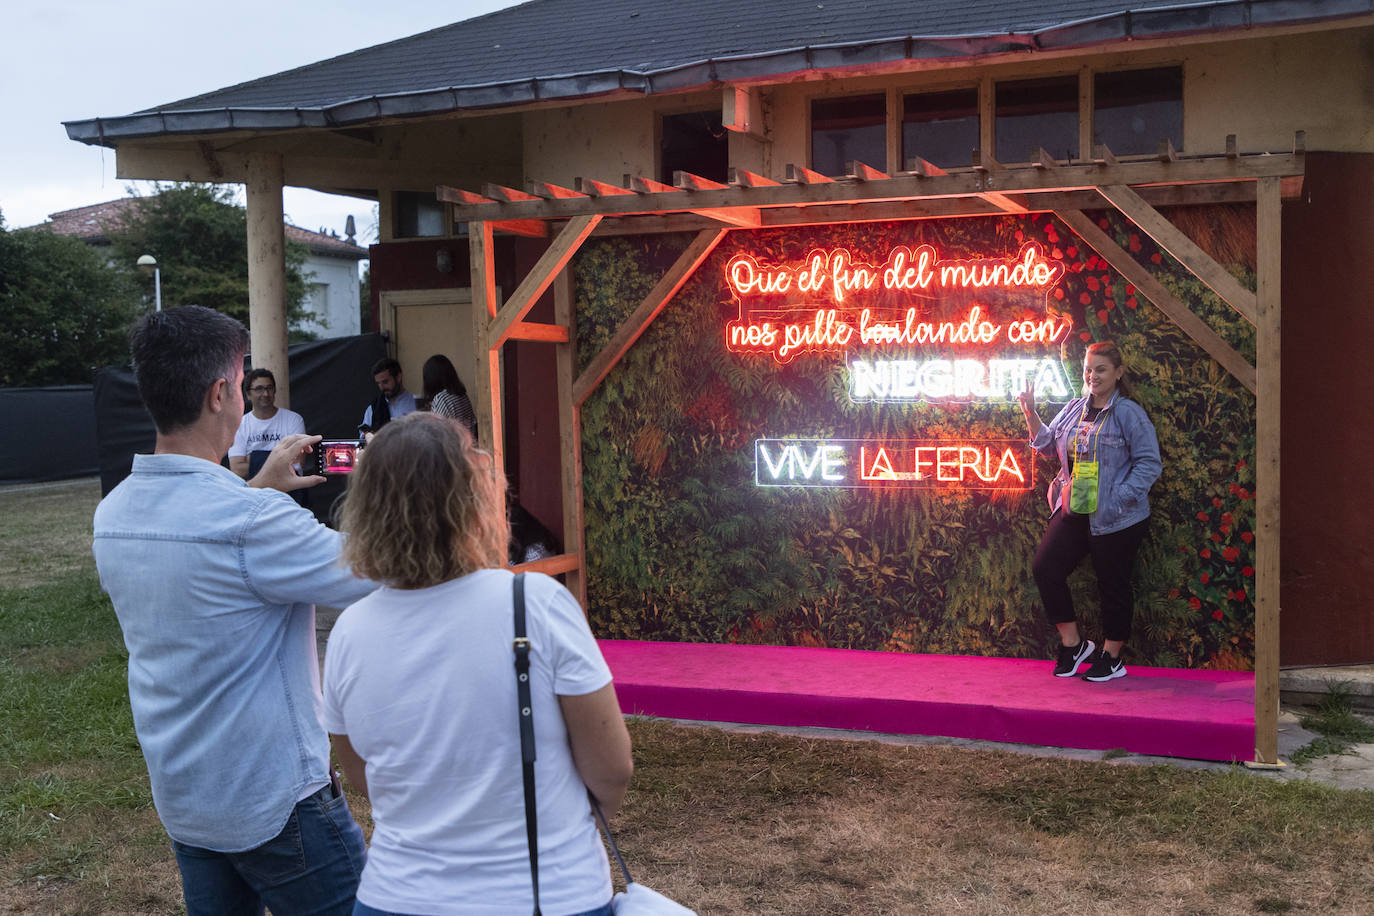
[573,206,1257,669]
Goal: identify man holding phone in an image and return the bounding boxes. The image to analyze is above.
[93,306,373,916]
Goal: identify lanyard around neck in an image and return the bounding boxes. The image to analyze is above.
[1071,395,1112,464]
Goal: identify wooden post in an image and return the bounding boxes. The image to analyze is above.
[244,154,290,406]
[1253,177,1282,765]
[554,267,587,607]
[468,221,503,470]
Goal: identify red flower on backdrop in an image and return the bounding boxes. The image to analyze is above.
[1200,548,1212,559]
[1196,511,1209,521]
[1097,309,1110,324]
[1242,566,1255,577]
[1237,460,1247,470]
[1220,525,1231,536]
[1126,297,1138,309]
[1052,247,1064,259]
[1210,532,1223,543]
[1067,246,1078,258]
[1221,512,1234,525]
[1212,609,1224,621]
[1238,488,1252,500]
[1228,482,1241,495]
[1168,588,1180,599]
[1080,331,1092,342]
[1241,532,1254,543]
[1189,597,1202,610]
[1212,497,1223,508]
[1128,234,1142,252]
[1222,546,1240,562]
[1098,218,1110,231]
[1125,283,1135,295]
[1054,288,1066,300]
[1234,590,1247,601]
[1150,252,1163,264]
[1200,573,1210,584]
[1080,292,1092,305]
[1086,276,1100,291]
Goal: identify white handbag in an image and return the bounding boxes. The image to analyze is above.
[611,881,698,915]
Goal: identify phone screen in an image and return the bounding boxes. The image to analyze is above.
[318,441,359,475]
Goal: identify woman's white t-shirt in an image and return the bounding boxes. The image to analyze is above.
[322,569,614,915]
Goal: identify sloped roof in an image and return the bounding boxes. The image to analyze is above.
[32,197,368,260]
[65,0,1369,145]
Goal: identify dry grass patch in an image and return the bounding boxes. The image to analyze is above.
[0,479,101,587]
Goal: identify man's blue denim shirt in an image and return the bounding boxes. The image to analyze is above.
[1031,391,1163,536]
[93,453,374,851]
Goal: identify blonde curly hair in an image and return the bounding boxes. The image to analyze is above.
[340,412,508,589]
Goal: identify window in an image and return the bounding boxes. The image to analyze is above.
[394,191,445,239]
[1094,67,1183,155]
[995,76,1078,164]
[659,110,729,185]
[811,93,886,176]
[902,88,979,170]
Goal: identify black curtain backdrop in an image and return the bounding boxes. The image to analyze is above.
[0,386,100,484]
[89,334,387,520]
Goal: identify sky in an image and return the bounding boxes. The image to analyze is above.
[1,0,521,246]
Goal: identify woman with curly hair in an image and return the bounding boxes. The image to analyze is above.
[323,413,632,916]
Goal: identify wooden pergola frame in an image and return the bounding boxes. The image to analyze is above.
[449,139,1302,766]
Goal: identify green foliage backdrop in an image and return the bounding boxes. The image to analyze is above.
[576,209,1257,669]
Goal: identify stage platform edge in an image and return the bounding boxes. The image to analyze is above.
[599,640,1255,763]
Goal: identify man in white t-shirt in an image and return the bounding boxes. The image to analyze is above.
[230,369,307,478]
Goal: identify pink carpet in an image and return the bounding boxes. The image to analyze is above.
[599,640,1255,762]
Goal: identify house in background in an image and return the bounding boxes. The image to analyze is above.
[34,197,367,338]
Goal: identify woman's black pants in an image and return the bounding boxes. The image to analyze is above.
[1032,511,1149,643]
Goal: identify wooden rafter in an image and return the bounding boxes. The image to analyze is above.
[1055,209,1257,393]
[439,153,1303,224]
[487,215,601,349]
[573,229,728,405]
[1095,184,1258,324]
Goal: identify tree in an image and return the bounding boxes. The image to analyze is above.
[106,183,315,337]
[0,209,140,387]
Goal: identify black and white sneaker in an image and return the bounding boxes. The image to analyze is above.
[1053,640,1096,677]
[1082,652,1127,682]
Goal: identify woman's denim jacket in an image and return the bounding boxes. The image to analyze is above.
[1031,391,1162,535]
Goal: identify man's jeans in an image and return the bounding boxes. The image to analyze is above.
[172,783,366,916]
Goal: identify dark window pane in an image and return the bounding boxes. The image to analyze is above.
[395,191,444,238]
[1094,67,1183,155]
[660,110,728,185]
[902,88,979,169]
[812,94,886,176]
[995,76,1078,163]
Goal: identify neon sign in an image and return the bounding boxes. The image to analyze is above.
[849,356,1071,401]
[725,243,1070,365]
[755,439,1034,490]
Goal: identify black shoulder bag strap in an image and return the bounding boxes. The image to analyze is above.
[513,573,541,916]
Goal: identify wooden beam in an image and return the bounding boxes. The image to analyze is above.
[510,552,583,576]
[904,157,949,178]
[577,176,635,197]
[626,174,677,194]
[573,228,727,405]
[468,220,502,468]
[723,85,766,141]
[436,186,496,205]
[674,170,729,191]
[553,267,587,605]
[785,163,834,184]
[507,321,569,343]
[444,155,1305,222]
[1032,148,1061,170]
[526,179,586,199]
[1225,135,1239,159]
[490,219,549,238]
[1253,176,1282,766]
[972,149,1004,172]
[1095,183,1257,325]
[1093,144,1118,167]
[482,183,541,202]
[728,167,780,187]
[487,214,601,349]
[848,160,889,181]
[1055,208,1257,393]
[1158,138,1179,162]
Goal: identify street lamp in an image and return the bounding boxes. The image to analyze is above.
[136,254,161,311]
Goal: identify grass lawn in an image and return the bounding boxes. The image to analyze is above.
[2,478,1373,914]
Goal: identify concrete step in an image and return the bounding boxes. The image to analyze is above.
[1280,665,1374,712]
